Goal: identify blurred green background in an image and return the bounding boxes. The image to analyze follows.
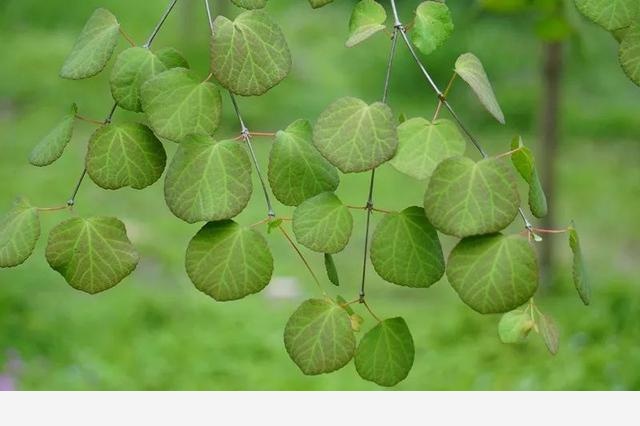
[0,0,638,390]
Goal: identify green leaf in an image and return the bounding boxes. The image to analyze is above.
[292,192,353,254]
[267,218,283,234]
[498,309,535,344]
[619,25,640,86]
[575,0,639,32]
[185,220,274,301]
[268,119,340,206]
[455,53,505,124]
[390,118,466,181]
[568,223,591,305]
[45,217,139,294]
[350,314,364,332]
[231,0,268,9]
[86,123,167,190]
[424,156,520,237]
[210,10,291,96]
[155,47,190,69]
[355,317,415,387]
[324,253,340,286]
[370,206,444,288]
[29,104,77,167]
[164,136,252,224]
[140,68,222,142]
[411,1,454,56]
[336,295,354,315]
[0,197,41,268]
[309,0,333,8]
[537,312,559,355]
[346,0,387,48]
[446,234,539,314]
[284,298,356,375]
[313,97,398,173]
[60,8,120,79]
[510,137,548,218]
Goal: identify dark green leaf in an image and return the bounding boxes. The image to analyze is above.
[110,47,168,112]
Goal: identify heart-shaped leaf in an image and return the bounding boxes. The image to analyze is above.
[268,119,340,206]
[210,10,291,96]
[411,1,454,56]
[60,8,120,79]
[284,298,356,375]
[447,234,539,314]
[568,223,591,305]
[29,104,77,167]
[164,136,252,224]
[355,317,415,387]
[575,0,639,32]
[370,206,444,288]
[45,217,139,294]
[231,0,268,9]
[0,197,41,268]
[185,220,274,301]
[455,53,505,124]
[498,309,535,344]
[313,97,398,173]
[619,25,640,86]
[424,156,520,237]
[510,137,547,218]
[86,123,167,190]
[346,0,387,48]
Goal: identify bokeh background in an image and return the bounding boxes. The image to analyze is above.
[0,0,638,390]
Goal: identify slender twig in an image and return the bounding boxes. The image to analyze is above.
[362,299,382,323]
[494,146,523,160]
[278,225,325,295]
[119,27,136,47]
[74,114,104,126]
[531,227,568,234]
[37,205,70,212]
[143,0,179,48]
[433,72,456,121]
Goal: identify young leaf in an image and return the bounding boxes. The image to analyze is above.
[355,317,415,387]
[537,312,559,355]
[210,10,291,96]
[313,97,398,173]
[292,192,353,254]
[336,295,354,315]
[309,0,333,8]
[60,8,120,80]
[424,156,520,237]
[268,119,340,206]
[86,123,167,190]
[446,234,539,314]
[0,198,41,268]
[454,53,505,124]
[155,47,190,69]
[574,0,639,32]
[45,217,139,294]
[29,104,77,167]
[390,118,466,181]
[164,136,252,224]
[346,0,387,48]
[324,253,340,286]
[350,314,364,332]
[231,0,268,9]
[619,25,640,86]
[140,68,222,142]
[510,137,548,218]
[498,309,535,344]
[568,223,591,305]
[267,218,283,234]
[411,1,454,56]
[185,220,274,301]
[370,206,444,288]
[284,298,356,375]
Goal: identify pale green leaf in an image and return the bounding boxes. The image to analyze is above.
[446,234,539,314]
[324,253,340,286]
[60,8,120,79]
[313,97,398,173]
[511,137,548,218]
[284,298,356,375]
[45,217,139,294]
[370,206,444,288]
[537,312,559,355]
[185,220,274,301]
[568,223,591,305]
[355,317,415,387]
[231,0,268,9]
[619,25,640,86]
[140,68,222,142]
[29,104,77,167]
[350,314,364,332]
[411,1,454,55]
[346,0,387,48]
[390,118,466,181]
[575,0,639,31]
[164,136,252,224]
[424,156,520,237]
[455,53,505,124]
[336,295,354,315]
[268,119,340,206]
[292,192,353,254]
[309,0,333,8]
[498,309,535,344]
[155,47,190,69]
[86,123,167,190]
[110,47,168,112]
[210,10,291,96]
[0,197,41,268]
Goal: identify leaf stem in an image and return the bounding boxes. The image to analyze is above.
[278,224,325,295]
[119,27,136,47]
[432,72,456,121]
[361,299,382,323]
[74,114,104,126]
[530,227,568,234]
[37,205,70,212]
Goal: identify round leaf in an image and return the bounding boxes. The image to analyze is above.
[86,123,167,190]
[424,156,520,237]
[268,119,340,206]
[498,309,535,344]
[455,53,505,124]
[510,137,547,218]
[411,1,454,56]
[568,223,591,305]
[164,136,253,224]
[185,220,274,301]
[313,97,398,173]
[210,10,291,96]
[284,298,356,375]
[0,197,41,268]
[370,206,444,288]
[346,0,387,48]
[292,192,353,254]
[575,0,639,32]
[45,217,139,294]
[355,317,415,387]
[619,25,640,86]
[29,104,77,167]
[446,234,539,314]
